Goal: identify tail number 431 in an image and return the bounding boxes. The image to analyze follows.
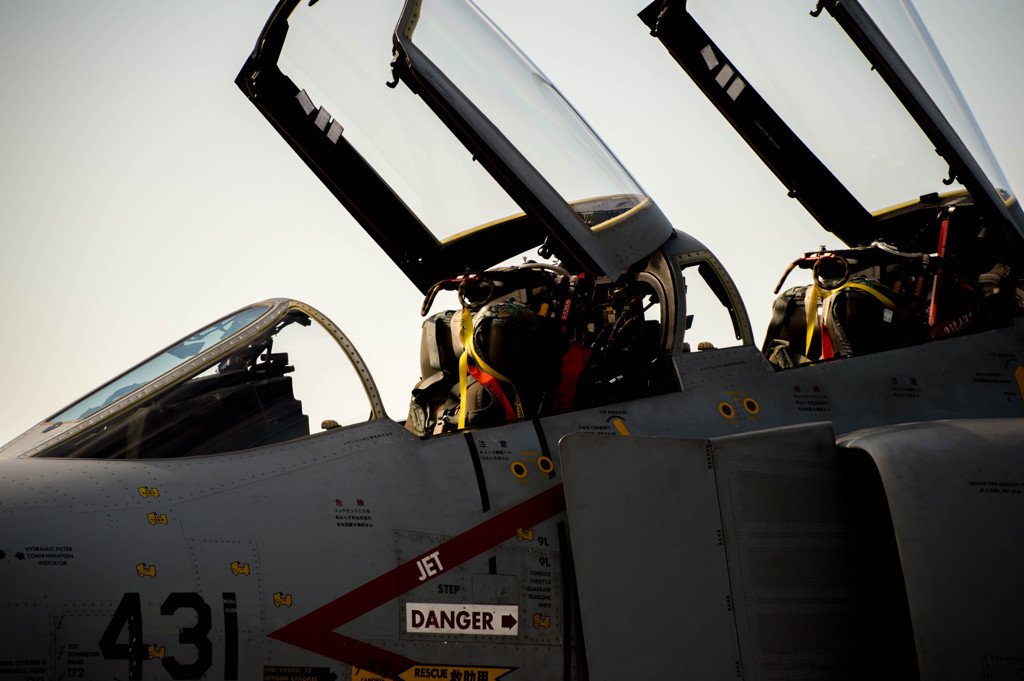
[99,592,239,680]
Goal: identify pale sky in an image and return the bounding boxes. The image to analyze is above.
[1,0,1021,446]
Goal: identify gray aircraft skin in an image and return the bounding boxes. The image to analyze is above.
[1,0,1022,680]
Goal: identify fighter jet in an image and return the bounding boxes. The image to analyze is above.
[1,0,1021,679]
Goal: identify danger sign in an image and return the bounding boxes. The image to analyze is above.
[406,603,518,636]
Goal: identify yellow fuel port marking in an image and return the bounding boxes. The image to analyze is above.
[718,402,735,419]
[147,513,168,525]
[516,528,534,542]
[511,461,528,479]
[743,397,760,415]
[231,561,250,576]
[537,455,555,474]
[138,487,159,498]
[147,645,165,660]
[136,563,156,578]
[273,592,293,608]
[533,613,551,628]
[1015,366,1024,402]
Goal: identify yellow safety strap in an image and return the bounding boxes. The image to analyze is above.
[457,308,473,430]
[468,331,525,420]
[805,281,900,358]
[805,282,821,358]
[835,281,899,309]
[456,307,526,429]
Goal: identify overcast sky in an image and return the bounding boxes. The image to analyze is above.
[1,0,1021,446]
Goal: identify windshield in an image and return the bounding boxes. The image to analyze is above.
[49,305,269,422]
[277,0,647,241]
[29,301,383,459]
[856,0,1014,203]
[279,0,521,241]
[239,0,674,285]
[688,0,1017,213]
[403,0,647,230]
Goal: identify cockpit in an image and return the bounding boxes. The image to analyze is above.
[404,252,681,436]
[643,0,1024,366]
[760,193,1022,367]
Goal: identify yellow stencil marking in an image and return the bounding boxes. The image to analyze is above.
[352,669,387,681]
[398,667,514,681]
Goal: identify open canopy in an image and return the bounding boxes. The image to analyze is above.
[642,0,1024,247]
[236,0,674,292]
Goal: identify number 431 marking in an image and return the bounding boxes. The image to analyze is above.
[99,592,238,680]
